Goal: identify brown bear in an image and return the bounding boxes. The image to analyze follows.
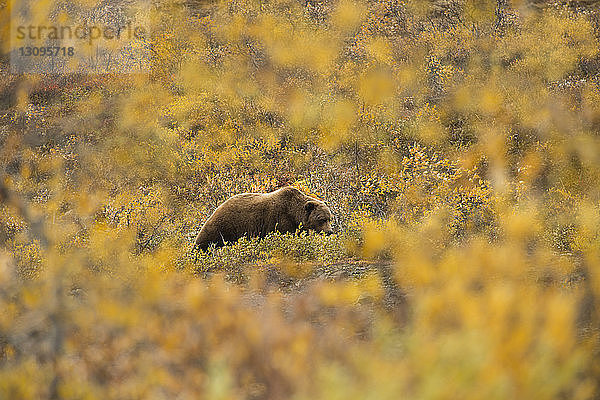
[194,186,333,250]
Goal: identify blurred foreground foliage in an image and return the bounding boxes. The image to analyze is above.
[1,0,600,398]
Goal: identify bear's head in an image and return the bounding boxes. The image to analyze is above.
[303,200,333,235]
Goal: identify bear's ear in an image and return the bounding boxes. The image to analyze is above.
[304,201,318,215]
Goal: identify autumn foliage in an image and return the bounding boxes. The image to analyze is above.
[1,0,600,398]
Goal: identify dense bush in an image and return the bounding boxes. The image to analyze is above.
[1,0,600,398]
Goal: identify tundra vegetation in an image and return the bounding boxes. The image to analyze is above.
[1,0,600,398]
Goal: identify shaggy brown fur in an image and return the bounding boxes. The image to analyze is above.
[194,186,333,250]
